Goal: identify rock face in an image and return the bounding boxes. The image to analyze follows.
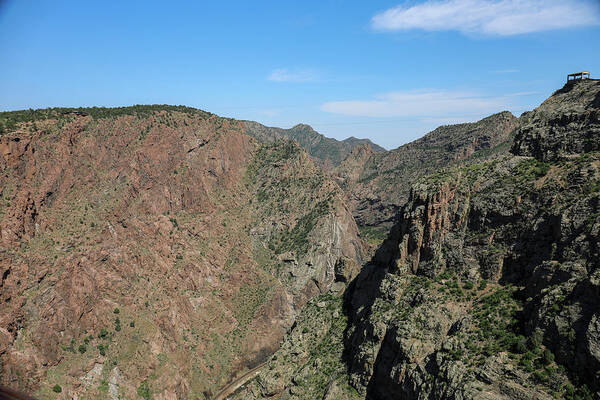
[512,80,600,161]
[246,112,517,236]
[335,111,518,232]
[244,121,385,170]
[232,82,600,400]
[246,140,366,313]
[0,106,365,399]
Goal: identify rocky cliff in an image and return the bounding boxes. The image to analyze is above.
[334,111,518,234]
[231,81,599,400]
[512,80,600,161]
[0,106,366,399]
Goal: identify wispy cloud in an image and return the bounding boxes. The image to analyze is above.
[371,0,600,36]
[504,91,539,97]
[321,89,517,118]
[256,109,281,117]
[267,68,319,82]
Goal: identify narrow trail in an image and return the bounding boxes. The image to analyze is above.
[212,362,267,400]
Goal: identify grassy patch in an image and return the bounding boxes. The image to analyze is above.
[359,225,388,247]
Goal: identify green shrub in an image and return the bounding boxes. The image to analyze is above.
[98,328,108,339]
[565,383,575,396]
[52,384,62,393]
[62,339,76,353]
[528,330,543,350]
[450,349,464,360]
[514,336,528,353]
[113,308,120,314]
[542,349,555,365]
[578,385,593,400]
[564,383,594,400]
[137,380,150,399]
[522,351,535,361]
[533,369,549,383]
[515,159,551,179]
[520,358,534,372]
[520,351,536,372]
[130,321,135,328]
[97,344,106,356]
[78,344,87,354]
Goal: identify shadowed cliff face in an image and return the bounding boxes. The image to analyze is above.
[0,108,365,399]
[228,82,600,400]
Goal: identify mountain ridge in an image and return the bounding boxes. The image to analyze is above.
[244,120,385,169]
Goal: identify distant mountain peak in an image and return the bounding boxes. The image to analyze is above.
[244,120,385,168]
[290,123,315,130]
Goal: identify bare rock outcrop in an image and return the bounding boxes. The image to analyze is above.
[512,79,600,161]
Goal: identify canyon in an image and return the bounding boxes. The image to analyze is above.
[0,79,599,400]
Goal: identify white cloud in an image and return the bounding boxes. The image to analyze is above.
[267,68,318,82]
[503,91,539,97]
[256,109,281,117]
[371,0,600,36]
[321,90,511,118]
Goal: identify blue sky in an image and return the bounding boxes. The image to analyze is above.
[1,0,599,149]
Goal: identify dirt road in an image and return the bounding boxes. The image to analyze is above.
[212,362,266,400]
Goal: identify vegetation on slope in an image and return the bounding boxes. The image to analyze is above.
[0,105,213,134]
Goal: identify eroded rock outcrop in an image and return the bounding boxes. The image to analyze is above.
[343,81,600,400]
